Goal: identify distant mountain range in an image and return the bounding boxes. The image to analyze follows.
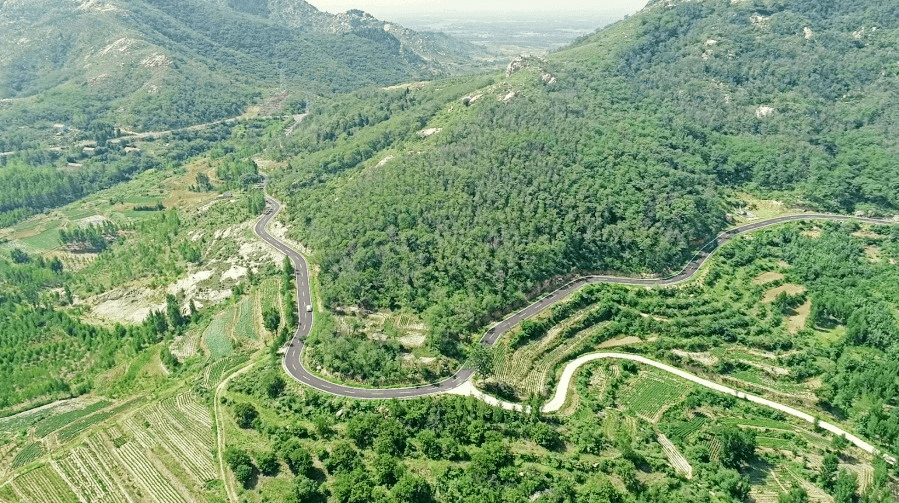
[0,0,494,134]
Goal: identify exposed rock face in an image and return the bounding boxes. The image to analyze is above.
[506,54,556,84]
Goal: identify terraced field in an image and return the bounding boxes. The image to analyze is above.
[0,392,218,503]
[490,301,615,398]
[203,305,235,360]
[618,370,693,423]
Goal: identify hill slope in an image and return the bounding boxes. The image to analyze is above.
[268,0,899,352]
[0,0,490,136]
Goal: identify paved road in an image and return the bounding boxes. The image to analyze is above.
[253,193,893,399]
[256,196,475,399]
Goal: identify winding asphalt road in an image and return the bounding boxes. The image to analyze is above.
[254,193,893,399]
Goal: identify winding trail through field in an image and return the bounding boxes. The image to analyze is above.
[542,352,896,463]
[214,355,264,503]
[253,181,896,462]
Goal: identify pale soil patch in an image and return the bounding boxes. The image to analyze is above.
[598,336,645,349]
[753,271,784,285]
[852,229,885,240]
[220,264,247,281]
[383,81,429,91]
[77,215,113,228]
[863,246,881,262]
[671,349,719,367]
[91,287,165,324]
[374,155,394,169]
[762,284,806,303]
[398,334,426,348]
[801,228,822,239]
[739,359,790,377]
[418,127,442,137]
[167,269,214,296]
[237,241,282,268]
[787,300,811,333]
[266,219,313,256]
[0,396,100,430]
[658,433,692,479]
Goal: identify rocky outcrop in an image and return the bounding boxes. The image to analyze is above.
[506,54,556,84]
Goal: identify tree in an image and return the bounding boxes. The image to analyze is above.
[326,441,360,475]
[263,307,281,332]
[416,430,441,459]
[390,474,433,503]
[281,439,313,477]
[372,454,403,486]
[778,485,808,503]
[715,424,756,468]
[262,371,285,398]
[821,453,839,491]
[832,469,858,503]
[284,256,295,276]
[233,402,258,429]
[290,474,324,503]
[165,294,186,330]
[256,450,279,477]
[10,248,29,264]
[224,447,255,488]
[468,343,494,376]
[529,422,562,450]
[330,468,373,503]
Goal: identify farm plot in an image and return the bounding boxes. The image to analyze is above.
[10,442,44,468]
[203,305,235,360]
[113,440,190,503]
[9,463,78,503]
[657,433,692,479]
[34,400,111,437]
[258,277,281,315]
[170,327,203,360]
[53,444,133,503]
[665,415,707,442]
[55,398,145,444]
[122,393,217,486]
[233,295,257,341]
[492,319,610,399]
[619,371,693,423]
[203,354,249,389]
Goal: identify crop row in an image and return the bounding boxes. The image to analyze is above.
[34,400,110,437]
[234,296,257,341]
[115,440,188,503]
[10,442,44,469]
[55,399,142,444]
[203,307,234,361]
[620,372,692,423]
[666,416,707,442]
[10,464,77,503]
[53,445,127,503]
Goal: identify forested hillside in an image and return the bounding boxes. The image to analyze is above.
[0,0,490,138]
[269,0,899,356]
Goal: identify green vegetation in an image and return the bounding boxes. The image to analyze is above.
[268,0,899,369]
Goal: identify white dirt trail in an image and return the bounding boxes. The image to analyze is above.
[539,352,896,464]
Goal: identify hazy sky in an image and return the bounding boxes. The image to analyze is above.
[307,0,649,18]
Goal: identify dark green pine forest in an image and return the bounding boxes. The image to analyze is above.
[269,0,899,355]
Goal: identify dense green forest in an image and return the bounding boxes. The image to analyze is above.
[270,0,899,358]
[0,0,488,145]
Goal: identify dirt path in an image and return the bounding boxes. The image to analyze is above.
[214,354,263,503]
[539,352,896,464]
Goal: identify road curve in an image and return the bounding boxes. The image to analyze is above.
[253,190,894,400]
